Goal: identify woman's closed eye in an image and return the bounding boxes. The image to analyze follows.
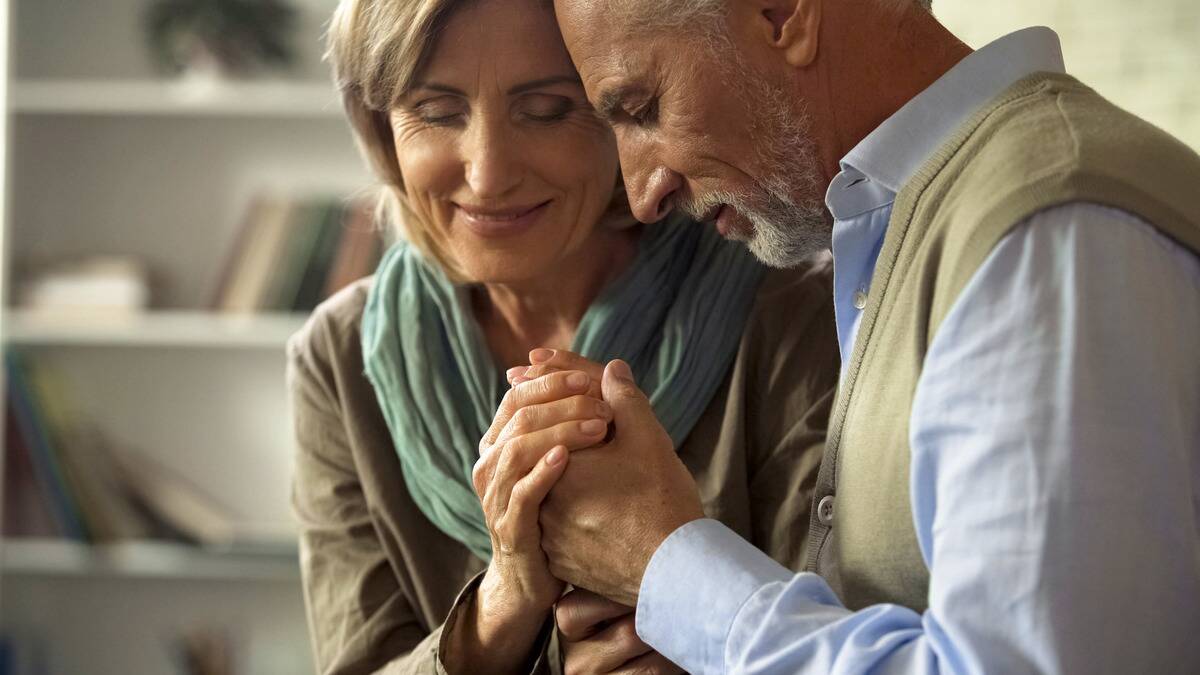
[515,93,576,123]
[412,96,469,126]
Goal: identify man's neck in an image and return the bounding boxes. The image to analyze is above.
[807,1,973,183]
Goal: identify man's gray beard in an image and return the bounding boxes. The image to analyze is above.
[723,187,828,269]
[682,35,830,268]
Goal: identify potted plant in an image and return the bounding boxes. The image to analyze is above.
[144,0,298,78]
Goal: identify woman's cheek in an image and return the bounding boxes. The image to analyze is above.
[393,143,460,244]
[397,134,462,194]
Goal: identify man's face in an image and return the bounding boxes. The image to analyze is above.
[554,0,831,267]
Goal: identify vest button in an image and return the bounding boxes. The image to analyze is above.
[817,495,835,526]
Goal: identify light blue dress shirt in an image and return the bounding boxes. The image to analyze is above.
[635,28,1200,674]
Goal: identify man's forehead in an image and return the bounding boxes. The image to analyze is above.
[584,49,637,82]
[555,0,638,64]
[553,0,607,25]
[553,0,659,92]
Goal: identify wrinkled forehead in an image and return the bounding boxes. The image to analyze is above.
[552,0,648,88]
[411,0,582,95]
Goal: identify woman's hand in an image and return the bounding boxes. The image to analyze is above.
[506,349,606,399]
[475,371,614,610]
[445,369,612,674]
[556,589,683,675]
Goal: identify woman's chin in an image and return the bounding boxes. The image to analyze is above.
[456,253,555,287]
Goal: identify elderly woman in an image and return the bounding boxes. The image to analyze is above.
[288,0,838,673]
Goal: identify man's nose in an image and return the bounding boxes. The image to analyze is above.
[622,153,682,224]
[463,117,522,198]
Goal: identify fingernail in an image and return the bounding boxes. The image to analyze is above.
[512,376,529,386]
[567,372,588,389]
[595,401,611,417]
[530,348,555,364]
[506,366,528,381]
[609,359,633,382]
[580,419,606,435]
[546,445,566,465]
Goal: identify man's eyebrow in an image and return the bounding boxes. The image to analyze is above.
[507,75,583,96]
[595,84,642,122]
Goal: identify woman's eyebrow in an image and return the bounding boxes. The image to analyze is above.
[507,75,583,95]
[409,82,467,96]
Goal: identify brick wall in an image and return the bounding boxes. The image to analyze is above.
[937,0,1200,149]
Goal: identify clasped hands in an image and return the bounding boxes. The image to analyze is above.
[468,349,705,674]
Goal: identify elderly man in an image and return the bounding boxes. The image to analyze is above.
[493,0,1200,672]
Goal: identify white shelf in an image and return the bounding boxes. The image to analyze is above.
[10,79,344,118]
[0,538,300,581]
[2,309,309,348]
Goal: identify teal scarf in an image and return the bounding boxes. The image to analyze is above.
[361,215,764,560]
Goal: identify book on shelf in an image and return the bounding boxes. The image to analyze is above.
[111,447,251,547]
[212,193,382,314]
[23,362,151,541]
[3,351,293,550]
[4,351,88,540]
[17,256,151,314]
[2,397,59,538]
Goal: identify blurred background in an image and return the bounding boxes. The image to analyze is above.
[0,0,1194,674]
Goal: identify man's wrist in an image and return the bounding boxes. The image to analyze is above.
[634,519,794,674]
[625,512,706,605]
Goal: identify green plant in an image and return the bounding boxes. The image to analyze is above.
[144,0,298,76]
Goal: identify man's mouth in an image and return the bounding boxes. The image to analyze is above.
[712,205,755,240]
[698,204,724,223]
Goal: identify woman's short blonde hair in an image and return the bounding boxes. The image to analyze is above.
[326,0,473,279]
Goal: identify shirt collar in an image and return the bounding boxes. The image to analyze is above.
[826,27,1066,220]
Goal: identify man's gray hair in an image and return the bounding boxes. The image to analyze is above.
[615,0,931,33]
[608,0,724,33]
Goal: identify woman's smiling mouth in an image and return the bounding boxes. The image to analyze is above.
[455,200,552,238]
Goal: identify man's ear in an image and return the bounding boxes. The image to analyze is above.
[760,0,821,68]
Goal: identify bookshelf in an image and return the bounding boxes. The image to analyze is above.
[10,79,345,118]
[4,309,309,348]
[1,537,300,582]
[0,1,373,673]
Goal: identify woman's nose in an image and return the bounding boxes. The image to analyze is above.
[462,117,522,199]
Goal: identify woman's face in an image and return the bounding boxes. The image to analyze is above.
[390,0,621,284]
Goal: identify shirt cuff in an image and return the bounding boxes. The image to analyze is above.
[635,518,793,674]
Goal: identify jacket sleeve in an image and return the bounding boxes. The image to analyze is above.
[288,324,448,675]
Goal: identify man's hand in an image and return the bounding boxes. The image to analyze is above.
[540,360,706,606]
[556,588,682,674]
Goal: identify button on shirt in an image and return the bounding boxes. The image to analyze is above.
[634,27,1200,674]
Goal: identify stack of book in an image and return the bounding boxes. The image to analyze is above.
[212,194,383,313]
[3,351,282,548]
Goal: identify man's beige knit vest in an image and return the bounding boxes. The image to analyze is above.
[804,72,1200,612]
